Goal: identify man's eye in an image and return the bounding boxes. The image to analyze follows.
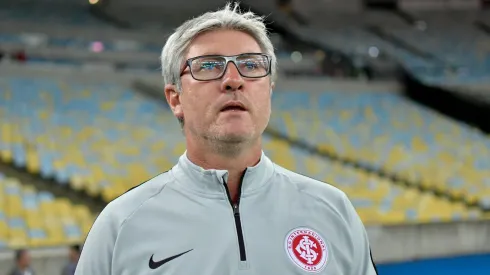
[245,62,258,69]
[201,63,217,70]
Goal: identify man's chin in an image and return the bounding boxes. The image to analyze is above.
[214,127,256,143]
[217,132,253,143]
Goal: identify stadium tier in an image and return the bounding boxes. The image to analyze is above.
[0,77,184,202]
[0,76,484,226]
[262,135,482,225]
[383,25,490,85]
[269,91,490,210]
[0,5,108,27]
[299,26,435,70]
[0,32,161,55]
[0,173,94,249]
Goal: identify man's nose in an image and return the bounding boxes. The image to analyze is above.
[220,62,244,92]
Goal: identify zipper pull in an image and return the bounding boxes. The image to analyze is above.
[233,203,239,216]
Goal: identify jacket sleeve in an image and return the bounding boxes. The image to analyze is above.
[75,207,118,275]
[342,193,379,275]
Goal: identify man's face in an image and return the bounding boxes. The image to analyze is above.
[19,251,30,267]
[69,249,80,262]
[168,29,273,146]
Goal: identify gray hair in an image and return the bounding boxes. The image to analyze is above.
[160,2,277,92]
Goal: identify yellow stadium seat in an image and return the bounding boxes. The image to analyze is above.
[6,197,23,217]
[317,142,335,155]
[44,216,62,231]
[86,181,101,198]
[0,221,9,238]
[411,136,428,153]
[272,151,296,171]
[22,185,37,194]
[82,221,93,237]
[305,156,322,175]
[339,110,353,122]
[0,148,13,163]
[100,101,115,111]
[149,141,166,152]
[282,112,298,140]
[29,238,48,248]
[0,123,12,142]
[363,107,376,121]
[356,210,382,225]
[173,142,186,157]
[55,199,73,217]
[25,212,45,229]
[378,211,406,225]
[385,145,407,168]
[73,205,91,222]
[342,144,357,163]
[102,187,119,203]
[69,175,87,191]
[26,150,41,174]
[8,228,28,248]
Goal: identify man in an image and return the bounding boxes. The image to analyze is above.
[8,249,36,275]
[75,3,378,275]
[60,245,80,275]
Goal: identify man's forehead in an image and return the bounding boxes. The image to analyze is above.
[184,29,262,59]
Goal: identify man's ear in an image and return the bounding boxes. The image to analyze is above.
[164,84,184,119]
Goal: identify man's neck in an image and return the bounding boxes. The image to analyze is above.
[185,137,262,202]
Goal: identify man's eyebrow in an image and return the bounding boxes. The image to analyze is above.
[198,53,222,56]
[187,53,222,58]
[187,52,263,58]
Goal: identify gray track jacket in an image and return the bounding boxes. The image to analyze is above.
[75,152,378,275]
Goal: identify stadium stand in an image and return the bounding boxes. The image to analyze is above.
[262,135,482,225]
[0,76,184,203]
[382,12,490,85]
[0,75,484,226]
[1,0,490,273]
[268,91,490,211]
[0,3,110,28]
[0,173,94,249]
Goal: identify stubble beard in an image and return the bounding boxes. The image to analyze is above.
[205,129,257,158]
[188,116,264,158]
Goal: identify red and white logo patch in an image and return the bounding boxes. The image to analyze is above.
[284,227,328,273]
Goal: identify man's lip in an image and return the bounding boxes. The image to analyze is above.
[220,108,247,113]
[220,101,247,112]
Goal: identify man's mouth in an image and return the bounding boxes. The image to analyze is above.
[220,101,247,112]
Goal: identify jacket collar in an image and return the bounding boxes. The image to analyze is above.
[171,151,274,197]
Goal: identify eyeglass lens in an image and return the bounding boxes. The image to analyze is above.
[190,54,269,80]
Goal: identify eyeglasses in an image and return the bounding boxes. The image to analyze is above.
[181,53,271,81]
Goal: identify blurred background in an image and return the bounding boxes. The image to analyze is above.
[0,0,490,274]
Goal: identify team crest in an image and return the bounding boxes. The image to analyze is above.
[284,227,328,273]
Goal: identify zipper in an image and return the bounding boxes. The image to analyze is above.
[222,170,247,262]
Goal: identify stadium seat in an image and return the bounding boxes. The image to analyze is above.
[0,173,96,249]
